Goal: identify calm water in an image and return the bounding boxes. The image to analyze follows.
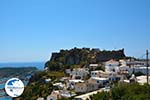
[0,97,12,100]
[0,83,4,89]
[0,83,11,100]
[0,62,45,100]
[0,62,45,70]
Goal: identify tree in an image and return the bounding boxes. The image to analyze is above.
[90,83,150,100]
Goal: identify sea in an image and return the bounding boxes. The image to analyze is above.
[0,62,45,70]
[0,62,45,100]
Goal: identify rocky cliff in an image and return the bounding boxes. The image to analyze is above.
[45,47,126,71]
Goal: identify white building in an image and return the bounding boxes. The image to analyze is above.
[67,79,84,89]
[91,70,104,77]
[53,82,65,89]
[109,72,122,81]
[88,77,109,87]
[91,70,122,81]
[47,91,61,100]
[127,60,146,67]
[136,75,150,85]
[74,82,99,93]
[119,59,127,66]
[60,90,76,98]
[65,69,71,74]
[105,59,119,72]
[45,78,51,83]
[129,66,150,75]
[91,70,110,78]
[70,68,89,79]
[37,97,44,100]
[89,64,99,70]
[117,65,129,75]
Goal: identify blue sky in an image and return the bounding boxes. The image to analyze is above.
[0,0,150,62]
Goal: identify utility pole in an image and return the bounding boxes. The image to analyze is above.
[146,50,149,84]
[109,81,112,100]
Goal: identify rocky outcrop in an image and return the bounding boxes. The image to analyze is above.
[96,49,125,62]
[45,47,126,71]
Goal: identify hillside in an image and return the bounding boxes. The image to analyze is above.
[0,67,38,78]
